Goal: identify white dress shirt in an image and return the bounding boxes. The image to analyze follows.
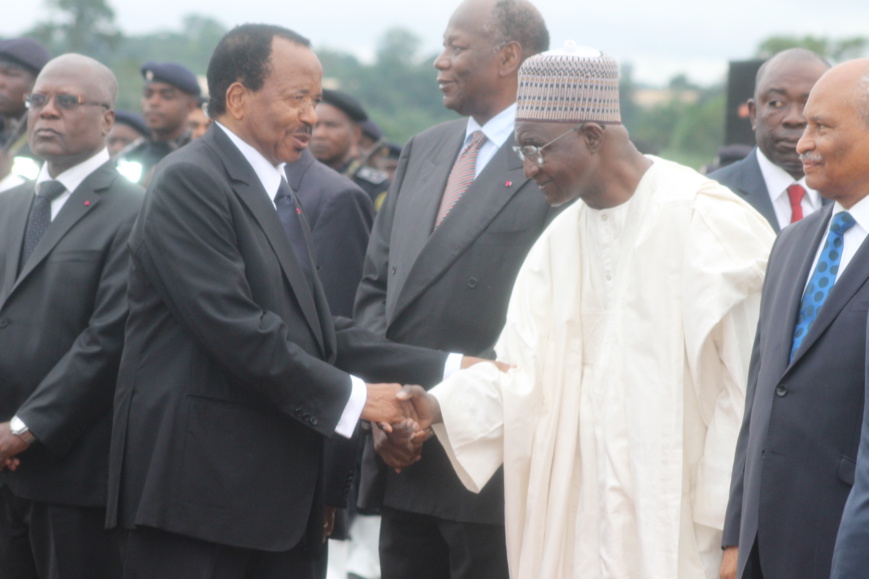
[756,148,822,230]
[34,148,110,219]
[804,195,869,293]
[464,103,516,178]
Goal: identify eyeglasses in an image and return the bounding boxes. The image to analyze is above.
[513,123,603,166]
[24,93,110,111]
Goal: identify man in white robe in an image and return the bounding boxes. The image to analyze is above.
[395,44,775,579]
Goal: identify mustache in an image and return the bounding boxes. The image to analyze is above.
[800,152,823,163]
[293,126,313,137]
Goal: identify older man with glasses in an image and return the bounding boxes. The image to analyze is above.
[0,53,143,579]
[398,43,776,579]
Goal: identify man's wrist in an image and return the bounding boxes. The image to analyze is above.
[10,416,36,446]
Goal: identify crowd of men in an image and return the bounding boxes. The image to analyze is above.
[1,1,869,578]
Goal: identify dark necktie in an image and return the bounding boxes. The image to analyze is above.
[787,184,806,223]
[19,180,66,273]
[790,211,856,360]
[434,130,486,229]
[274,179,315,287]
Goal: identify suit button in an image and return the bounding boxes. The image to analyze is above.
[0,318,7,328]
[467,277,478,289]
[775,386,788,397]
[310,417,318,426]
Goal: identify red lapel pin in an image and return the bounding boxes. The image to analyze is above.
[84,201,91,206]
[505,181,512,187]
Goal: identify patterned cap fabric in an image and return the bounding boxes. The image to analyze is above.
[516,41,621,124]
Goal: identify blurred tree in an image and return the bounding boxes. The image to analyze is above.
[757,35,868,61]
[27,0,121,60]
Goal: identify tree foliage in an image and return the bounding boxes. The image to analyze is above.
[757,35,869,62]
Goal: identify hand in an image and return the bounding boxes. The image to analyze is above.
[396,385,441,432]
[362,383,417,429]
[460,356,513,373]
[719,546,738,579]
[372,420,424,473]
[323,505,336,543]
[0,422,30,472]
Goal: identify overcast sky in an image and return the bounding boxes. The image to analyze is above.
[3,0,867,85]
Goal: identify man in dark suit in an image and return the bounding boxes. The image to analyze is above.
[286,147,374,318]
[0,54,143,578]
[106,24,484,578]
[710,49,829,232]
[353,1,552,577]
[822,58,869,579]
[722,58,869,579]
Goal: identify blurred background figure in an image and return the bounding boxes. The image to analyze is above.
[115,60,199,185]
[107,110,148,157]
[311,89,390,209]
[187,96,211,140]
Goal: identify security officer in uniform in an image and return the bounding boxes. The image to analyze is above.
[310,89,390,208]
[0,37,50,190]
[115,61,200,186]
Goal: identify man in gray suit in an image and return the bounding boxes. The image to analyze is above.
[710,49,829,232]
[0,54,143,578]
[353,0,552,577]
[722,58,869,579]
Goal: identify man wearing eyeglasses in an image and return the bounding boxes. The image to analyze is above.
[352,1,554,577]
[0,53,143,578]
[396,44,775,578]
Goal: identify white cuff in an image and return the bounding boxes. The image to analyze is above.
[335,375,366,438]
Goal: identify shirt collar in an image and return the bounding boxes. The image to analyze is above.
[466,103,516,149]
[216,121,286,203]
[36,148,110,194]
[756,147,820,208]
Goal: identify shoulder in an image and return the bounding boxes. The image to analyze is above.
[412,118,467,143]
[707,154,758,188]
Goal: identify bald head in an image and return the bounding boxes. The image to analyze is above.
[796,58,869,207]
[750,48,830,179]
[28,53,117,176]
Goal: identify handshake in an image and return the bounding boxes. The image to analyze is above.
[360,356,511,471]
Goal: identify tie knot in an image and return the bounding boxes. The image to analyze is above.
[787,183,805,205]
[275,179,293,202]
[37,180,66,201]
[466,130,486,151]
[831,211,856,235]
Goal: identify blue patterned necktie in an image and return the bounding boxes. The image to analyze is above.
[790,211,857,360]
[19,180,66,274]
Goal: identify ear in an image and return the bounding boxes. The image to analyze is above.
[498,40,523,77]
[225,82,249,120]
[101,109,115,137]
[581,123,605,153]
[747,98,757,130]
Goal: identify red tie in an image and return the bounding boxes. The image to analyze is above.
[434,131,486,229]
[787,184,806,223]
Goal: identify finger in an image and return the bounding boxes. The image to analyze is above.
[379,422,393,434]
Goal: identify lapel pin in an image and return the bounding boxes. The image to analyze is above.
[84,200,91,206]
[505,181,513,187]
[296,207,301,215]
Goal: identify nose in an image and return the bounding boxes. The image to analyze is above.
[433,48,450,71]
[796,128,812,155]
[38,95,62,118]
[523,157,540,179]
[300,101,318,128]
[782,102,806,128]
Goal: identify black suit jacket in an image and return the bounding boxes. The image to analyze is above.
[710,149,831,234]
[725,204,869,578]
[0,161,143,507]
[105,125,448,553]
[286,148,374,318]
[354,118,555,524]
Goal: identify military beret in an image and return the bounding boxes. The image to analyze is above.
[114,110,150,137]
[359,118,382,141]
[321,89,368,123]
[383,141,402,159]
[0,37,50,75]
[141,61,201,96]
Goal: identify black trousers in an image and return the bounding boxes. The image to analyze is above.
[120,526,323,579]
[0,484,121,579]
[379,507,509,579]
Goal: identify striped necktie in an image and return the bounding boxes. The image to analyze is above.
[19,180,66,273]
[434,130,486,229]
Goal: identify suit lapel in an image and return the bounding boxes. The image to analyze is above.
[208,128,325,354]
[734,152,780,232]
[0,186,35,305]
[390,135,530,322]
[12,163,111,287]
[789,207,869,367]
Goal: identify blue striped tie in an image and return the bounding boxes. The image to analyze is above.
[790,211,856,361]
